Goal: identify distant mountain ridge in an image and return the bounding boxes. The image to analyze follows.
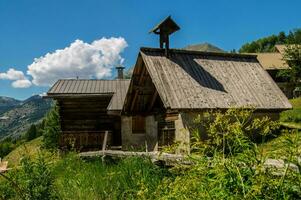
[0,96,21,115]
[0,95,53,140]
[184,42,225,53]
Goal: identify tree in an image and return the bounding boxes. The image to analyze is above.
[42,103,61,150]
[25,124,37,141]
[239,29,301,53]
[277,45,301,87]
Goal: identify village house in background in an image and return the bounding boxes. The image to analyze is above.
[46,17,292,153]
[250,45,295,98]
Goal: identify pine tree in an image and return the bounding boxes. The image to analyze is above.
[42,103,61,150]
[25,124,37,141]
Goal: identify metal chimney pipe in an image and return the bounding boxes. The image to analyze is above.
[116,65,125,79]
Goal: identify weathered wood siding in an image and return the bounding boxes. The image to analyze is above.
[58,97,121,151]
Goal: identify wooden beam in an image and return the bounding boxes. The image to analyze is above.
[130,90,139,111]
[138,66,146,85]
[132,86,153,93]
[148,90,158,112]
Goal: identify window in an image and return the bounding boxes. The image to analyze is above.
[132,116,146,134]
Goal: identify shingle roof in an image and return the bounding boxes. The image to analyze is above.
[47,79,130,111]
[138,47,291,110]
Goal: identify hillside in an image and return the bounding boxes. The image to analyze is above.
[184,42,225,52]
[0,97,21,115]
[0,95,53,140]
[4,137,43,167]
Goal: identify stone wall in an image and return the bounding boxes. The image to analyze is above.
[174,114,191,154]
[121,115,158,151]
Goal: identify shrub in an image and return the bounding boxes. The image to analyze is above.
[191,108,279,156]
[0,154,58,200]
[156,108,300,199]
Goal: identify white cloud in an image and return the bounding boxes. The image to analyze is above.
[0,68,26,80]
[0,68,32,88]
[11,79,32,88]
[0,37,127,89]
[27,37,128,86]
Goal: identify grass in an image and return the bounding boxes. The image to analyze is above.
[53,155,169,200]
[290,97,301,108]
[280,97,301,129]
[2,138,170,199]
[259,130,301,159]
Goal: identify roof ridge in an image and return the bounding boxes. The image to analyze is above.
[140,47,257,59]
[57,79,130,81]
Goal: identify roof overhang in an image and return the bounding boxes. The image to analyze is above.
[44,93,114,99]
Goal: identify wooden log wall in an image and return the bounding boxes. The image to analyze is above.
[57,97,121,151]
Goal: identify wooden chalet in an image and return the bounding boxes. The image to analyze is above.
[46,78,130,151]
[120,17,292,153]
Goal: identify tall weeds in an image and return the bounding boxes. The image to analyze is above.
[156,108,301,199]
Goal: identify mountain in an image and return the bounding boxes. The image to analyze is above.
[0,95,53,140]
[0,96,21,115]
[184,42,225,53]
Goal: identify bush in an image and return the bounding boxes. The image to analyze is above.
[0,141,14,158]
[191,108,279,156]
[0,154,58,200]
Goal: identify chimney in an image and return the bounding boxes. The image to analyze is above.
[150,16,180,57]
[116,65,125,79]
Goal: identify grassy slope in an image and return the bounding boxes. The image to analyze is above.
[280,97,301,129]
[3,136,56,167]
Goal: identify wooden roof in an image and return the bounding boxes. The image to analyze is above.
[149,16,180,35]
[246,44,301,70]
[47,79,130,111]
[275,45,287,54]
[130,47,291,110]
[252,53,289,70]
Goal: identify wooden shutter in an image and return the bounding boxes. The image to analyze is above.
[132,116,146,133]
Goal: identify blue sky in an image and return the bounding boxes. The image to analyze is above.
[0,0,300,100]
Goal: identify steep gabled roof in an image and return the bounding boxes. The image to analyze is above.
[135,47,291,110]
[47,79,130,111]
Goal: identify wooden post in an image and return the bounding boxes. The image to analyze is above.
[145,141,148,153]
[101,131,108,162]
[102,131,108,152]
